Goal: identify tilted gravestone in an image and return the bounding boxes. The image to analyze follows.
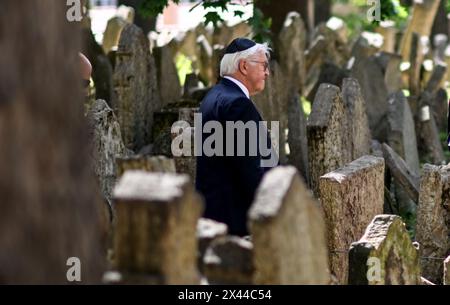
[416,164,450,284]
[319,155,385,284]
[249,166,330,284]
[348,215,421,285]
[307,84,351,194]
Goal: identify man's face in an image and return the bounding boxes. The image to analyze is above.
[245,52,269,96]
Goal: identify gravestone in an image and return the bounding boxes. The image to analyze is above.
[387,91,420,174]
[348,215,421,285]
[112,170,203,284]
[341,78,371,160]
[416,92,445,165]
[87,99,127,202]
[381,144,420,203]
[350,55,389,142]
[307,84,351,194]
[249,166,330,284]
[102,16,127,55]
[203,236,253,285]
[277,12,306,94]
[373,52,403,95]
[113,24,160,151]
[432,88,448,133]
[116,155,176,178]
[197,218,228,273]
[416,164,450,284]
[253,60,288,164]
[319,156,385,284]
[287,94,308,183]
[153,45,182,107]
[0,0,106,283]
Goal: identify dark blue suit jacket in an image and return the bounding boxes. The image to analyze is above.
[195,78,276,236]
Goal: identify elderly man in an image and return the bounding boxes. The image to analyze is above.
[196,38,277,236]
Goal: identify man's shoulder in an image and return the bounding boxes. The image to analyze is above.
[203,81,249,107]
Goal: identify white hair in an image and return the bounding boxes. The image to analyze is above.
[219,42,271,77]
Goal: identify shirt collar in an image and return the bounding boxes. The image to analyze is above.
[223,76,250,99]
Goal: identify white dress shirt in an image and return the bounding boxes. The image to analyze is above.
[223,76,250,99]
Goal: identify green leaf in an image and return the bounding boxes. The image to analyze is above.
[203,0,228,12]
[138,0,180,18]
[203,11,223,28]
[234,10,244,18]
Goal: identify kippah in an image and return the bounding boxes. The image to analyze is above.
[224,38,256,54]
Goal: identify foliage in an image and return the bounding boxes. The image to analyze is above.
[137,0,271,43]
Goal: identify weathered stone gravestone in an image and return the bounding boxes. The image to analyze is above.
[341,78,371,160]
[351,32,383,65]
[373,52,403,95]
[386,91,419,219]
[416,92,445,165]
[416,164,450,284]
[277,12,306,94]
[153,45,182,107]
[0,0,106,283]
[116,155,176,178]
[287,95,308,183]
[319,156,385,284]
[350,54,389,142]
[252,60,288,164]
[203,236,253,285]
[197,218,228,273]
[431,88,448,133]
[307,84,351,194]
[249,166,330,284]
[381,144,420,203]
[348,215,421,285]
[387,91,420,174]
[113,23,160,151]
[102,16,128,55]
[112,170,203,284]
[87,99,127,202]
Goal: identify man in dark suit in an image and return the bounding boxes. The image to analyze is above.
[195,38,277,236]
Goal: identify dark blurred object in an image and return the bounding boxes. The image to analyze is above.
[0,0,106,284]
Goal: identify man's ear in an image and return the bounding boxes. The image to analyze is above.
[238,59,248,76]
